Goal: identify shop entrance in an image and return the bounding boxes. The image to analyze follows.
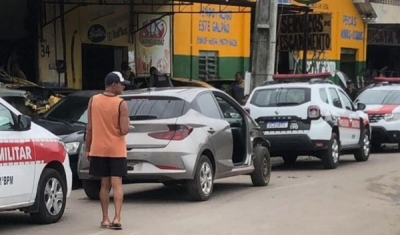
[340,48,357,81]
[81,44,125,90]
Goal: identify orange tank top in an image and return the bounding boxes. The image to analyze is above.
[89,94,127,158]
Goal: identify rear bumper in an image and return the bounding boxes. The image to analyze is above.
[78,148,198,181]
[371,126,400,144]
[265,134,329,156]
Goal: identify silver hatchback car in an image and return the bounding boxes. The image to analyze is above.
[78,87,271,201]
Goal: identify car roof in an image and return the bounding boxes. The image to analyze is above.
[121,87,217,101]
[364,85,400,91]
[253,82,337,90]
[0,88,27,97]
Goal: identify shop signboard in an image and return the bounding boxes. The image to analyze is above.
[279,13,332,51]
[135,14,171,75]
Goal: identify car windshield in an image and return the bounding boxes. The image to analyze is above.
[250,87,311,107]
[43,96,90,124]
[1,96,36,118]
[124,96,186,120]
[356,90,400,105]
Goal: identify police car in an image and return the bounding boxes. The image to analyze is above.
[243,73,371,169]
[0,97,72,224]
[355,77,400,149]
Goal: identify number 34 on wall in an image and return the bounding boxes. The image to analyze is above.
[40,44,50,57]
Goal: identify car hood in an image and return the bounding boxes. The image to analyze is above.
[364,104,400,115]
[58,130,85,143]
[34,118,86,136]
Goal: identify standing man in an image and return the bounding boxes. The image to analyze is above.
[345,80,358,101]
[85,71,131,230]
[230,72,246,105]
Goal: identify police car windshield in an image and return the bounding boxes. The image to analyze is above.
[1,96,35,118]
[250,87,311,107]
[43,96,90,124]
[357,90,400,105]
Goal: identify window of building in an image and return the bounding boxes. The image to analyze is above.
[199,51,218,80]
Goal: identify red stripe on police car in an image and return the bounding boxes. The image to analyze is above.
[338,117,360,129]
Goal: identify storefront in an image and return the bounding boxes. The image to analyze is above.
[277,0,368,83]
[38,2,172,89]
[173,3,251,80]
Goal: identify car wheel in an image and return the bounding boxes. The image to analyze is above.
[354,129,370,161]
[281,154,298,165]
[320,132,340,169]
[30,169,67,224]
[186,155,214,201]
[82,180,101,200]
[251,145,271,186]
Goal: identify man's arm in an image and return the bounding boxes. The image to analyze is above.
[85,97,93,153]
[119,100,130,135]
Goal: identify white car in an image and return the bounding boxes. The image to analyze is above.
[0,97,72,224]
[355,78,400,149]
[243,76,371,169]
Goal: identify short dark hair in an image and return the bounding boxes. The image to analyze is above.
[235,72,243,77]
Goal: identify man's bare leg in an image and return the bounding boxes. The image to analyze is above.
[111,176,123,224]
[100,177,111,225]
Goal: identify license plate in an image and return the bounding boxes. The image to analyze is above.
[266,121,288,129]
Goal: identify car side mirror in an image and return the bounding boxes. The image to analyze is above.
[356,103,366,111]
[17,114,31,131]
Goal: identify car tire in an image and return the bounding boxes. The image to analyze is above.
[186,155,214,201]
[82,180,101,200]
[30,168,67,224]
[320,132,340,169]
[354,129,371,162]
[281,154,298,165]
[251,146,271,186]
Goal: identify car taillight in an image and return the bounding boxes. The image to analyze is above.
[244,107,250,114]
[308,105,321,120]
[148,125,193,140]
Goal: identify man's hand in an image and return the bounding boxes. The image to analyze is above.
[86,152,91,161]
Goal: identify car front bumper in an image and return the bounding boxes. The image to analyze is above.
[371,126,400,144]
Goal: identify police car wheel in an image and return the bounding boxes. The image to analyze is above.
[320,132,340,170]
[354,130,370,162]
[30,168,67,224]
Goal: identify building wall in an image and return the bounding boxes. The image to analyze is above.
[38,4,171,88]
[173,3,251,80]
[286,0,368,80]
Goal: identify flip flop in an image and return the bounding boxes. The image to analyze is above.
[100,222,110,228]
[109,222,122,230]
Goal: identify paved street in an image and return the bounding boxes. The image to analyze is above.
[2,151,400,235]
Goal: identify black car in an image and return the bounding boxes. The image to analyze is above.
[34,90,102,188]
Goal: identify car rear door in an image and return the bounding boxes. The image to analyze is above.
[0,101,36,207]
[327,87,352,145]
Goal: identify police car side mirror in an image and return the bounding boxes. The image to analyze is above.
[17,114,31,131]
[356,103,366,111]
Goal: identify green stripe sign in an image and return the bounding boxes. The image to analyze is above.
[293,0,322,4]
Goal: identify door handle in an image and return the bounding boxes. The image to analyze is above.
[208,128,216,134]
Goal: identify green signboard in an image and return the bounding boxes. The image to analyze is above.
[293,0,322,4]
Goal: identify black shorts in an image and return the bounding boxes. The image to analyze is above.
[89,157,127,177]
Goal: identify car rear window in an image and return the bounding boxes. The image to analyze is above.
[250,87,311,107]
[124,96,186,120]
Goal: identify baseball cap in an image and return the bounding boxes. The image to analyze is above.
[105,71,131,86]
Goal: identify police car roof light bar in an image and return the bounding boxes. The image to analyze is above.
[373,77,400,84]
[273,72,332,80]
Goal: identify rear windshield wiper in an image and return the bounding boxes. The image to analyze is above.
[276,102,300,106]
[129,115,158,120]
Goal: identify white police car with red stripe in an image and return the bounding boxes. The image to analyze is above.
[356,77,400,149]
[243,73,371,169]
[0,97,72,224]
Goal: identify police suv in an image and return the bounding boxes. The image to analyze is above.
[355,77,400,149]
[0,97,72,224]
[243,73,371,169]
